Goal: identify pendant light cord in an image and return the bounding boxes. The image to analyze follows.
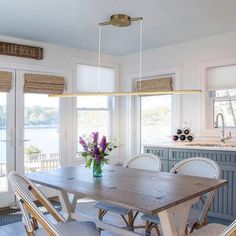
[98,25,102,93]
[139,19,143,91]
[98,18,143,93]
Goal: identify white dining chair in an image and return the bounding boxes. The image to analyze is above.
[8,171,99,236]
[188,219,236,236]
[95,153,161,230]
[141,157,220,235]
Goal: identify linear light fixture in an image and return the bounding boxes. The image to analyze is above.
[51,14,201,97]
[49,90,201,97]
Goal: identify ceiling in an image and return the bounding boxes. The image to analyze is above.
[0,0,236,55]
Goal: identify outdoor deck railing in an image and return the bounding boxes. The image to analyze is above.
[25,153,60,173]
[0,152,85,175]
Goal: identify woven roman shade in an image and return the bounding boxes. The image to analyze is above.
[0,71,12,92]
[135,77,173,92]
[24,74,65,94]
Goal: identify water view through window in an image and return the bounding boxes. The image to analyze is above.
[0,93,7,191]
[24,94,60,173]
[77,96,111,153]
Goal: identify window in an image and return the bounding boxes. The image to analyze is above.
[140,95,172,148]
[76,64,115,153]
[207,64,236,128]
[77,96,113,152]
[211,89,236,128]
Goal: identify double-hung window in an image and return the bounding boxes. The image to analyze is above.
[207,64,236,128]
[77,96,113,152]
[76,64,115,153]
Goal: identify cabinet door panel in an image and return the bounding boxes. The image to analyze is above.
[144,146,168,160]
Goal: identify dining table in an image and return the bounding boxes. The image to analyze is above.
[27,165,227,236]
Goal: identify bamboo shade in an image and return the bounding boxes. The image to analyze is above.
[135,77,173,92]
[24,74,65,94]
[0,71,13,92]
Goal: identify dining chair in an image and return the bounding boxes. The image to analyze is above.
[188,219,236,236]
[141,157,220,236]
[95,153,161,230]
[8,171,99,236]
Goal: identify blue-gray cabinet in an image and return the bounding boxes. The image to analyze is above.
[144,146,236,220]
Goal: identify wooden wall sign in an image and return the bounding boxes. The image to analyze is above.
[0,41,43,60]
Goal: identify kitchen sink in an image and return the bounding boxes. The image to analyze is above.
[185,143,236,148]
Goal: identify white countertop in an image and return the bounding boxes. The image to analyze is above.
[144,140,236,151]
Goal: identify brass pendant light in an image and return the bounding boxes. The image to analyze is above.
[99,14,143,27]
[50,14,201,98]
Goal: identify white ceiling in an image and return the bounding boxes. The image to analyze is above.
[0,0,236,55]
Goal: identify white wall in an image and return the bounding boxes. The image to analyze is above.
[0,35,120,69]
[119,31,236,161]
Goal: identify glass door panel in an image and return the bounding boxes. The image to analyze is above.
[0,92,8,192]
[0,71,15,207]
[24,93,60,173]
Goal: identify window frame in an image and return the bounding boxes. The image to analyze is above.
[200,57,236,136]
[210,91,236,129]
[76,96,114,151]
[71,58,119,163]
[133,71,180,154]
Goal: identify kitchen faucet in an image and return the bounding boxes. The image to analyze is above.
[215,113,232,143]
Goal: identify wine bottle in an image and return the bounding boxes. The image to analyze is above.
[172,135,179,141]
[180,135,186,141]
[183,127,191,135]
[176,128,182,135]
[187,133,195,142]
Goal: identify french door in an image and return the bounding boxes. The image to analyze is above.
[0,69,15,206]
[0,69,61,207]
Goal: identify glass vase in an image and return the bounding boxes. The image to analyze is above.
[93,162,103,177]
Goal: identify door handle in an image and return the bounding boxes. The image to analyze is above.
[0,140,11,143]
[22,139,30,142]
[19,129,31,145]
[19,139,31,145]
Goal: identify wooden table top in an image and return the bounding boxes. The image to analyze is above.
[27,165,227,215]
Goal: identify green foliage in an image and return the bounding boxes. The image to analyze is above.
[0,105,59,128]
[25,106,59,126]
[25,145,42,155]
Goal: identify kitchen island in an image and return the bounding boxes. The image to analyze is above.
[144,141,236,220]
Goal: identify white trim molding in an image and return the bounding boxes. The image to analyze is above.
[123,66,182,160]
[199,56,236,138]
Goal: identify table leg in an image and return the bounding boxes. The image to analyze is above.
[158,197,199,236]
[58,190,79,220]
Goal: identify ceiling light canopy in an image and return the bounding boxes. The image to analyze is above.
[99,14,143,27]
[51,14,201,98]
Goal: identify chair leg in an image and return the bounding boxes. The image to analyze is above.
[154,225,161,236]
[98,208,107,221]
[145,221,161,236]
[145,221,151,236]
[32,217,38,230]
[189,217,208,234]
[24,226,34,236]
[98,208,103,220]
[128,211,134,230]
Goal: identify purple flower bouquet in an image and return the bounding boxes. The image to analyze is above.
[79,132,117,177]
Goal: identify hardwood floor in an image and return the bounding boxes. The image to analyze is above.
[0,199,231,236]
